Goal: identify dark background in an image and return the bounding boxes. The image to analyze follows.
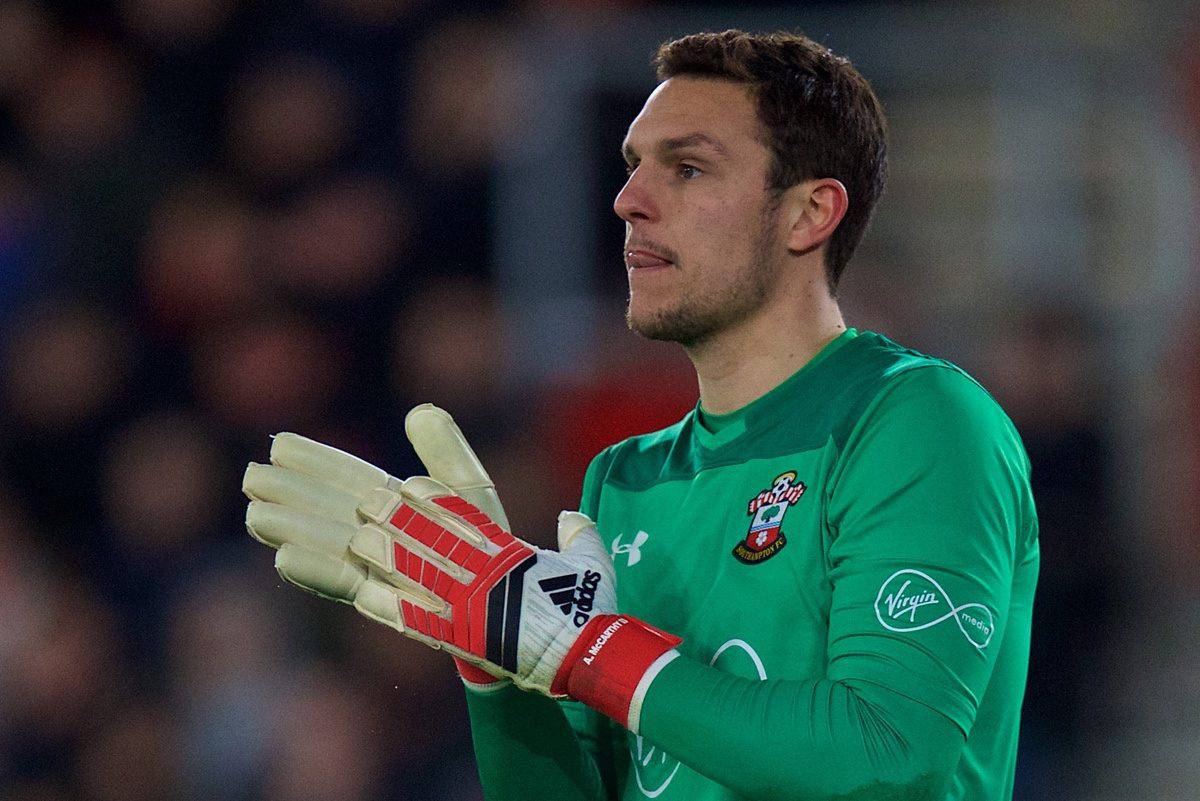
[1,1,1199,800]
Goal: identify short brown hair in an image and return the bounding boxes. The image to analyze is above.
[654,30,888,292]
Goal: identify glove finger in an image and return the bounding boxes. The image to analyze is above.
[274,544,367,603]
[359,478,495,551]
[554,512,617,609]
[269,432,394,496]
[351,573,405,631]
[246,500,358,557]
[556,511,605,557]
[353,571,449,643]
[243,463,362,526]
[405,404,510,529]
[348,522,467,601]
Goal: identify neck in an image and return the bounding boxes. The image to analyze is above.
[687,278,846,416]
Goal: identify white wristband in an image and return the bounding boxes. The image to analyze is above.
[626,649,681,734]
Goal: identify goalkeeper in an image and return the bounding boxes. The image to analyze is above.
[242,29,1038,801]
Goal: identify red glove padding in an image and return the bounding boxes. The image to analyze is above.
[454,656,507,688]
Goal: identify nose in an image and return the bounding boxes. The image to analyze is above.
[613,169,657,224]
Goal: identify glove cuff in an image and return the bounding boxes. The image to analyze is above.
[553,614,682,730]
[454,656,509,692]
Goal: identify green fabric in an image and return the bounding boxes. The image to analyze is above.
[464,683,609,801]
[467,330,1039,801]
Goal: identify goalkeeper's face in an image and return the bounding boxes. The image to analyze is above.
[615,76,786,347]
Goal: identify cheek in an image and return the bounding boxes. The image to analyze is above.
[682,197,761,265]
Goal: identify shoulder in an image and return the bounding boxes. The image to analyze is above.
[581,412,694,503]
[832,333,1020,453]
[831,337,1030,487]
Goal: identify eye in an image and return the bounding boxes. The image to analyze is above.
[678,163,701,180]
[624,163,637,176]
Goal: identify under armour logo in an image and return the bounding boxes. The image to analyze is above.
[611,530,649,567]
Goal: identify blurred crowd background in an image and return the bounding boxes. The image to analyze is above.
[1,1,1198,800]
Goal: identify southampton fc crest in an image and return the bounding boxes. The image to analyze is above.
[733,471,806,564]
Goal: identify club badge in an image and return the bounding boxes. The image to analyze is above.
[733,471,806,564]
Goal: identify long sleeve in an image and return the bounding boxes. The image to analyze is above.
[464,685,611,801]
[637,657,965,799]
[621,366,1034,799]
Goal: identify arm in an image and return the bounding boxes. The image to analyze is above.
[464,686,612,801]
[461,447,622,801]
[599,367,1032,799]
[637,658,964,799]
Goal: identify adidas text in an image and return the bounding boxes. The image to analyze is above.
[573,570,602,627]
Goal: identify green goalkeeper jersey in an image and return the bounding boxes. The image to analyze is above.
[465,328,1039,801]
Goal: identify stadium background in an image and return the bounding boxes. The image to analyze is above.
[0,1,1198,799]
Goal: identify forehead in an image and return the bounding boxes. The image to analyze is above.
[624,76,761,148]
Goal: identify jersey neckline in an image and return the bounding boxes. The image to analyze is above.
[693,328,859,449]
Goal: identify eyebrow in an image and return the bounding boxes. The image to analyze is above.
[621,132,729,162]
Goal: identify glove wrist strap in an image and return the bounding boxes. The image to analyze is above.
[553,614,682,730]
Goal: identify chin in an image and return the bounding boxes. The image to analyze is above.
[625,298,665,333]
[625,303,702,346]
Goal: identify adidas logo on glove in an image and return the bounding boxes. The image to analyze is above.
[539,571,603,627]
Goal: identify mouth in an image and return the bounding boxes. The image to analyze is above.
[625,248,675,271]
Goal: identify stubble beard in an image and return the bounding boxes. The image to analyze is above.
[626,208,781,348]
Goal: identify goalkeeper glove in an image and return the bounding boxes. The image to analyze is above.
[243,404,507,688]
[242,404,682,727]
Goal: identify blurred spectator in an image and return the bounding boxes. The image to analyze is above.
[0,490,47,748]
[404,17,525,175]
[119,0,245,167]
[390,276,514,435]
[0,301,136,546]
[339,619,484,801]
[15,37,137,160]
[0,2,56,132]
[401,16,528,281]
[3,575,124,786]
[2,301,133,432]
[170,563,293,800]
[259,173,409,302]
[139,177,261,339]
[90,410,226,659]
[11,25,167,299]
[981,305,1119,792]
[833,242,930,349]
[477,423,568,548]
[192,313,346,436]
[103,411,223,560]
[76,705,182,801]
[261,666,383,801]
[225,55,354,193]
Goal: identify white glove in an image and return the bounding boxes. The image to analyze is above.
[243,405,682,723]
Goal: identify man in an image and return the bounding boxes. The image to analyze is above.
[243,29,1038,801]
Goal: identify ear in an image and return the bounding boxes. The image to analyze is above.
[782,178,849,256]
